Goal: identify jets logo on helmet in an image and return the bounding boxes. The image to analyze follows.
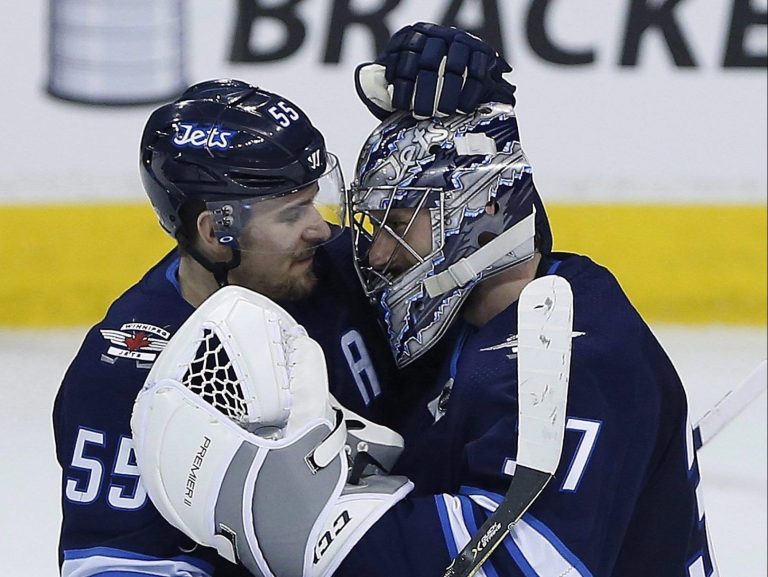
[172,123,237,150]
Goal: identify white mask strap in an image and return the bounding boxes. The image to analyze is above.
[423,209,536,298]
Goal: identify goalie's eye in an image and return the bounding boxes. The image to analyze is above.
[385,220,409,234]
[370,208,416,236]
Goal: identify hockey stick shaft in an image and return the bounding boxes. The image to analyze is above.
[444,276,573,577]
[693,359,767,451]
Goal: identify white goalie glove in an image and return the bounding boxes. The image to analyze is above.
[130,286,413,577]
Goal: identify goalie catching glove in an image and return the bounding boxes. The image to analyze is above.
[130,286,412,577]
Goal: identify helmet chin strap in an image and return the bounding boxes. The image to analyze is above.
[183,240,242,288]
[423,210,536,298]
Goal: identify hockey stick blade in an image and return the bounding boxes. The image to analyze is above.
[693,359,767,451]
[444,275,574,577]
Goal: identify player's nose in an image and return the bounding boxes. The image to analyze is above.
[368,232,398,270]
[303,208,331,243]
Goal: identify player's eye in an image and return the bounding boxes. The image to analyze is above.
[279,201,312,224]
[387,220,409,235]
[279,209,302,224]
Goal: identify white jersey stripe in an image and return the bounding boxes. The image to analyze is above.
[688,556,706,577]
[510,516,589,577]
[705,519,721,577]
[458,495,502,577]
[62,548,212,577]
[437,494,490,577]
[460,487,592,577]
[686,413,696,471]
[435,494,460,558]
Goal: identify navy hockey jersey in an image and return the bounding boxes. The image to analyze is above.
[53,235,396,577]
[338,253,718,577]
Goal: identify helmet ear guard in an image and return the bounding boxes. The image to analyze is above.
[349,103,552,367]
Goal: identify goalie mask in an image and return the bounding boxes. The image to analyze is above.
[140,79,346,285]
[349,103,552,367]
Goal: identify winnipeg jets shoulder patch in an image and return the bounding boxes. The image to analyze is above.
[100,322,170,369]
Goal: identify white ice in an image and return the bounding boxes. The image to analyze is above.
[0,325,765,576]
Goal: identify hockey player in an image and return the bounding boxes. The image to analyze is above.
[335,101,720,574]
[52,79,400,577]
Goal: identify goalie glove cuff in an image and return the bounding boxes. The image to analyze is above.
[355,63,395,121]
[313,475,413,576]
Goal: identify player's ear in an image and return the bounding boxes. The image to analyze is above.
[196,211,230,258]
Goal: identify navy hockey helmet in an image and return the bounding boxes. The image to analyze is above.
[349,102,552,367]
[140,78,345,249]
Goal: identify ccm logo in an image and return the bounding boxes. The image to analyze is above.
[314,509,351,563]
[173,123,236,150]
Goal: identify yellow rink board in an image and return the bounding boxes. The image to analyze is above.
[0,203,765,327]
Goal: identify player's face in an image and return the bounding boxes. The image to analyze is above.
[367,208,432,275]
[229,184,331,300]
